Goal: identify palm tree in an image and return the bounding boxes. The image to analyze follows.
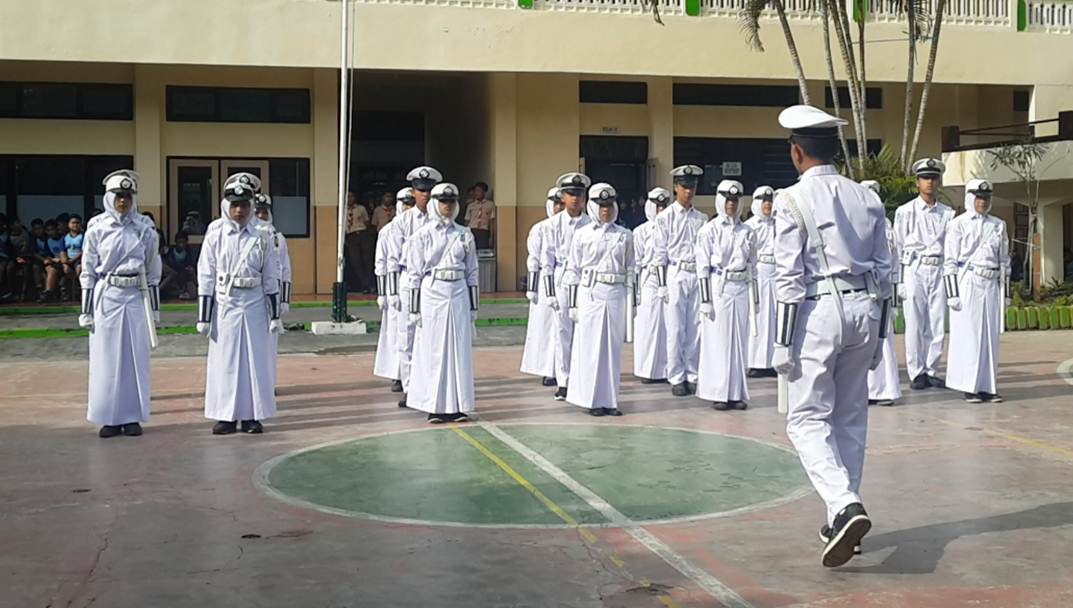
[739,0,812,105]
[821,0,856,178]
[908,0,947,164]
[825,0,868,172]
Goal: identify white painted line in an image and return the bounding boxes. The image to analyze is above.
[479,421,754,608]
[1057,357,1073,386]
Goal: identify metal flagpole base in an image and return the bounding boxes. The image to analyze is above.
[331,281,349,323]
[312,281,367,335]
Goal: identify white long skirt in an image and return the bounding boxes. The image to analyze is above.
[633,270,667,380]
[567,283,626,410]
[867,314,901,401]
[373,303,400,380]
[947,272,1001,394]
[398,285,420,392]
[408,278,475,414]
[204,289,277,422]
[87,285,152,426]
[520,292,556,378]
[697,279,750,403]
[748,262,777,370]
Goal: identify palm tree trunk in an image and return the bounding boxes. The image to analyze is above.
[773,0,812,105]
[900,0,918,168]
[827,0,867,167]
[822,1,855,178]
[908,0,946,163]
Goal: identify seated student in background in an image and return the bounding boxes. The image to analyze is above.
[25,219,48,299]
[0,214,16,302]
[60,214,84,301]
[38,220,67,302]
[160,231,197,299]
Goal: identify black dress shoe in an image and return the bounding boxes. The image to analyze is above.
[427,414,446,424]
[746,368,763,378]
[981,392,1003,403]
[542,377,557,387]
[554,387,567,401]
[99,425,122,438]
[711,401,731,411]
[731,401,748,410]
[454,412,470,422]
[604,408,622,417]
[212,421,238,435]
[926,375,946,388]
[822,503,871,568]
[241,420,263,434]
[819,524,861,555]
[910,374,928,390]
[964,392,983,403]
[391,380,403,393]
[398,395,408,408]
[639,377,662,384]
[761,368,779,378]
[671,383,689,397]
[121,423,143,436]
[685,381,697,394]
[873,399,894,407]
[588,407,606,417]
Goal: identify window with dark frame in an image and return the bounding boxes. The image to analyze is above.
[268,158,311,238]
[579,81,648,104]
[1013,90,1031,113]
[166,86,311,123]
[0,82,133,120]
[823,86,883,110]
[0,155,133,222]
[672,84,800,107]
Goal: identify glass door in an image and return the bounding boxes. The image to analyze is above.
[168,159,218,245]
[220,160,270,199]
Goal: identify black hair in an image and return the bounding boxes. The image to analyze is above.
[174,230,188,241]
[474,182,489,192]
[792,135,839,163]
[31,218,43,226]
[69,214,83,222]
[45,219,58,229]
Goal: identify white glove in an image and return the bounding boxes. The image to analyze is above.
[656,285,669,303]
[772,345,796,376]
[471,310,478,323]
[1005,297,1012,308]
[196,322,210,335]
[869,339,883,371]
[377,296,387,311]
[78,314,93,329]
[699,301,715,321]
[526,291,538,305]
[270,319,284,334]
[947,296,962,312]
[152,310,160,324]
[388,294,401,311]
[546,296,560,311]
[568,307,578,323]
[281,302,290,316]
[896,283,906,302]
[409,312,422,327]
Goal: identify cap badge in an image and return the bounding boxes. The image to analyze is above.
[572,176,583,186]
[234,186,244,195]
[120,179,132,190]
[240,175,250,185]
[684,166,694,175]
[419,169,430,178]
[927,159,936,168]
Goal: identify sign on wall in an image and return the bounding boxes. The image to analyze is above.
[721,161,743,177]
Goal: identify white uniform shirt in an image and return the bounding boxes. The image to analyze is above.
[80,214,161,290]
[894,197,955,261]
[943,212,1010,277]
[541,211,592,276]
[696,215,756,276]
[404,221,480,288]
[563,221,635,286]
[633,220,658,273]
[745,213,775,261]
[772,165,893,304]
[375,220,396,278]
[387,206,431,275]
[197,218,281,299]
[526,218,550,274]
[652,201,707,267]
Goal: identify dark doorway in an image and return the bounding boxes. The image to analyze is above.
[580,135,649,229]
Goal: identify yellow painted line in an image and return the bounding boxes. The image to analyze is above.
[451,427,681,608]
[926,414,1073,461]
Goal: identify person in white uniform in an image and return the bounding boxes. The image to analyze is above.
[197,173,282,435]
[389,166,442,408]
[894,159,953,391]
[404,182,480,423]
[541,172,593,401]
[373,188,413,391]
[943,179,1010,403]
[521,187,564,386]
[632,187,671,384]
[652,165,708,397]
[771,106,893,567]
[563,183,635,416]
[254,194,292,374]
[697,180,756,411]
[746,185,778,378]
[79,170,161,438]
[861,180,901,407]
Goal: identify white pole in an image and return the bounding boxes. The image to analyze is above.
[335,0,349,286]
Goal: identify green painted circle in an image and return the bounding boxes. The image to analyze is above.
[265,424,809,527]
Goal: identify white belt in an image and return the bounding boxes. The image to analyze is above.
[432,269,464,281]
[672,261,696,273]
[218,275,261,289]
[804,275,868,298]
[905,253,942,266]
[106,275,140,288]
[970,265,1000,279]
[758,254,776,265]
[721,270,749,282]
[593,272,626,285]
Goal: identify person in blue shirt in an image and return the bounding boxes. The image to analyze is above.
[60,215,84,301]
[160,231,197,299]
[38,220,69,302]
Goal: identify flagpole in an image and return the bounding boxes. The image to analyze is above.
[332,0,350,323]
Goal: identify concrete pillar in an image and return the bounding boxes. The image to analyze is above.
[313,68,340,295]
[647,76,674,187]
[133,65,163,224]
[1030,85,1073,137]
[488,73,519,293]
[1039,201,1065,289]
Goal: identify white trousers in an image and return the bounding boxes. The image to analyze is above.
[903,262,946,379]
[551,266,574,388]
[867,313,901,401]
[785,293,879,526]
[664,265,700,385]
[398,285,419,392]
[947,273,1001,394]
[748,261,777,370]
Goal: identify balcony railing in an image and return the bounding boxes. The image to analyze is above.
[1026,0,1073,32]
[873,0,1010,26]
[942,111,1073,152]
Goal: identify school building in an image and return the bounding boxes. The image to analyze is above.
[2,0,1072,294]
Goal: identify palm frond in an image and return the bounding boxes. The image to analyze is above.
[739,0,771,52]
[640,0,665,25]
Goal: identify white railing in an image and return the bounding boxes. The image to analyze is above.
[698,0,821,19]
[356,0,515,7]
[872,0,1010,26]
[1026,0,1073,32]
[532,0,684,14]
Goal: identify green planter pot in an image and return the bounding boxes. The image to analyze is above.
[1061,306,1072,329]
[1039,309,1051,330]
[1027,307,1039,329]
[1050,307,1061,329]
